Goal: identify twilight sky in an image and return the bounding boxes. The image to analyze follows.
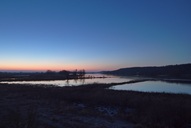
[0,0,191,72]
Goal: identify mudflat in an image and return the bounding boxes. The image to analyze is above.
[0,82,191,128]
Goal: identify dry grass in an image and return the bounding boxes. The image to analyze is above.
[0,82,191,128]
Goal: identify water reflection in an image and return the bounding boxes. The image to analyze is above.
[1,73,191,95]
[111,80,191,95]
[0,74,133,86]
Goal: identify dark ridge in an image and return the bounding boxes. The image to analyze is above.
[102,63,191,79]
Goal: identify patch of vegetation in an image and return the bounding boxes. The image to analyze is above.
[0,69,86,81]
[103,63,191,79]
[0,81,191,128]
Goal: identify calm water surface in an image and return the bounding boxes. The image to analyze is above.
[111,80,191,95]
[0,74,133,86]
[1,74,191,95]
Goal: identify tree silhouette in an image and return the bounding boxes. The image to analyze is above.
[59,70,70,79]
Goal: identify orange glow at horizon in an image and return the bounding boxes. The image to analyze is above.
[0,63,115,72]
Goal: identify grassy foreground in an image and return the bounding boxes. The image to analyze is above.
[0,81,191,128]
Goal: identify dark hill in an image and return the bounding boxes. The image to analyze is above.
[102,63,191,79]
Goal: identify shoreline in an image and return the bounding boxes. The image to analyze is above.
[0,82,191,127]
[1,76,191,84]
[0,76,107,82]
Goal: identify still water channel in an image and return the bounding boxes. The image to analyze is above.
[111,80,191,95]
[0,74,133,86]
[1,74,191,95]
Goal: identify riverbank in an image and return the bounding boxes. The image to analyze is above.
[1,81,191,128]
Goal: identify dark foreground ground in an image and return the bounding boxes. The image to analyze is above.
[0,81,191,128]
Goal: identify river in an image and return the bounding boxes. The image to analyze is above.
[1,73,191,95]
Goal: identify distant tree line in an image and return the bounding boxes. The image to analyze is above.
[45,69,86,79]
[0,69,86,81]
[102,63,191,79]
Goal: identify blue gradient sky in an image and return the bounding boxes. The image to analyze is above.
[0,0,191,71]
